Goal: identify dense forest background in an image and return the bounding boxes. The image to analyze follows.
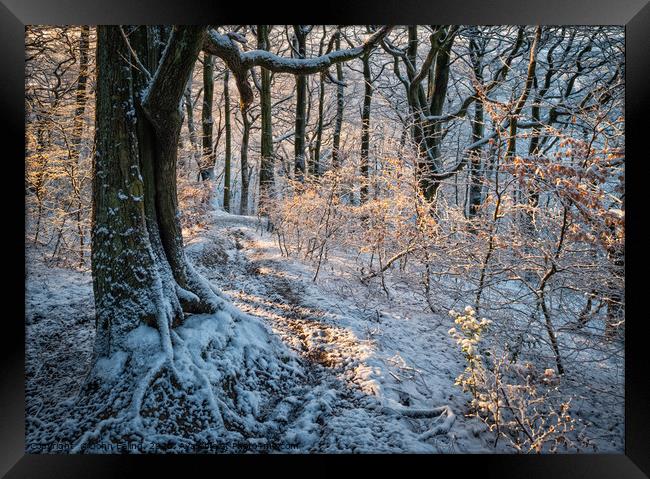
[25,25,624,453]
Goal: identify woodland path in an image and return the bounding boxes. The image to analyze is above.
[25,211,467,453]
[185,212,460,452]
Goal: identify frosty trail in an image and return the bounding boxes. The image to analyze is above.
[26,210,471,453]
[25,209,615,453]
[25,212,622,453]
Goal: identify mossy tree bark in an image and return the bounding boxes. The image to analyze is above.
[92,26,218,358]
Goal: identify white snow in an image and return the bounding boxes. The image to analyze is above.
[25,210,623,453]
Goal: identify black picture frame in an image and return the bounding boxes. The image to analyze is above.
[3,1,648,476]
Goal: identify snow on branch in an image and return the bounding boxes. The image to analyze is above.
[203,26,393,110]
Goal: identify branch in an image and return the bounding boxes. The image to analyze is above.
[430,119,543,181]
[119,26,152,82]
[204,26,393,109]
[422,27,525,125]
[361,245,418,282]
[142,26,206,124]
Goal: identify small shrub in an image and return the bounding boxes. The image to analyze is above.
[449,307,578,453]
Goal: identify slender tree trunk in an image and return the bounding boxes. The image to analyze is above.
[293,26,307,180]
[467,29,485,220]
[183,79,202,177]
[331,32,345,169]
[240,109,250,215]
[257,25,274,212]
[200,52,216,180]
[360,51,372,203]
[467,100,484,219]
[309,27,328,177]
[69,26,90,265]
[223,69,232,212]
[406,26,451,203]
[312,72,325,177]
[71,26,90,154]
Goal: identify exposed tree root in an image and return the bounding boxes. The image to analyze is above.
[29,308,303,453]
[378,404,456,439]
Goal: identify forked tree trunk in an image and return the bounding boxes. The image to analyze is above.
[92,26,218,357]
[92,25,394,357]
[73,25,395,448]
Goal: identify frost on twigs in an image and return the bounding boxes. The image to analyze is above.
[449,307,583,453]
[29,310,303,453]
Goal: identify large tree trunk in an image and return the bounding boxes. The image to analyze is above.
[91,23,393,352]
[92,25,218,358]
[93,25,175,356]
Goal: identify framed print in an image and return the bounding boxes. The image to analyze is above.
[3,0,649,476]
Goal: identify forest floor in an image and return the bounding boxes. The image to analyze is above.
[25,209,623,453]
[185,210,482,452]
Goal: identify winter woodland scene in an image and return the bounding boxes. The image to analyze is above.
[25,25,624,453]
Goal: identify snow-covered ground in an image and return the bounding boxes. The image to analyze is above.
[25,210,623,453]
